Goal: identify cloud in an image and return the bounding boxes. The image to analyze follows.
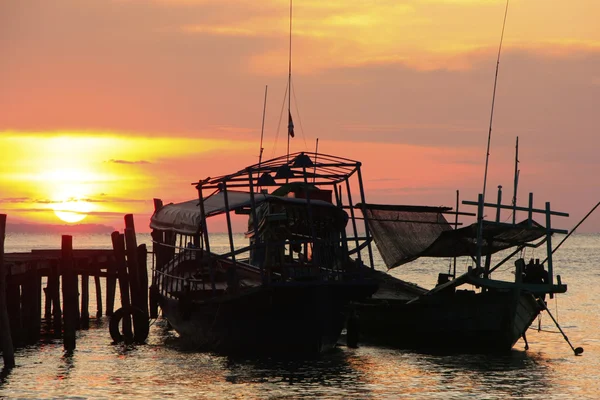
[0,197,30,204]
[106,159,151,165]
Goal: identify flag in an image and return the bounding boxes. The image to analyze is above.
[288,111,295,138]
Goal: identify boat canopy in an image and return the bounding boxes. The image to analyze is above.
[151,190,342,235]
[360,203,547,269]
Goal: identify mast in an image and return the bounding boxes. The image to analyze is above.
[478,0,510,271]
[287,0,293,162]
[481,0,510,204]
[258,85,268,167]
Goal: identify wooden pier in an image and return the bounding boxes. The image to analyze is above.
[0,214,149,370]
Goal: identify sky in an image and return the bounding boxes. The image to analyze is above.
[1,0,599,233]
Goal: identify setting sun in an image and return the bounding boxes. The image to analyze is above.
[52,199,92,223]
[44,168,96,224]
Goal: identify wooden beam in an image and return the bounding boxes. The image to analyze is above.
[0,214,15,368]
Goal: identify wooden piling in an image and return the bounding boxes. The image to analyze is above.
[44,281,52,320]
[124,214,149,340]
[80,259,90,329]
[0,214,15,369]
[124,216,141,312]
[137,243,149,318]
[111,231,132,340]
[32,271,42,342]
[49,259,62,336]
[21,268,41,344]
[105,262,117,317]
[61,235,77,351]
[94,274,103,319]
[6,282,21,342]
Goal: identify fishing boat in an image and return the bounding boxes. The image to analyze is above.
[352,186,575,353]
[149,152,378,355]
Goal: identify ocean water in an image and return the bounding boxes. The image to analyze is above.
[1,232,599,399]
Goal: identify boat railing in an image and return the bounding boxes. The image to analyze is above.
[464,188,569,291]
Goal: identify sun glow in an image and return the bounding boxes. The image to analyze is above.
[43,168,96,224]
[53,199,93,223]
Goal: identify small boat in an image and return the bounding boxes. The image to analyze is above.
[352,186,570,353]
[149,152,378,356]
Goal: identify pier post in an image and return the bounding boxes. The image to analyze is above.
[32,270,42,342]
[44,280,52,320]
[94,273,103,319]
[21,268,41,344]
[124,214,149,337]
[0,214,15,369]
[61,235,77,351]
[105,260,117,316]
[137,244,149,317]
[111,231,132,339]
[80,259,90,329]
[50,259,62,336]
[6,282,21,343]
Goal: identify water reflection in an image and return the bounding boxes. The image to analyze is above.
[344,346,557,399]
[222,349,370,398]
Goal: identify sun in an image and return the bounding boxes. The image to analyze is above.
[44,168,96,224]
[53,198,92,223]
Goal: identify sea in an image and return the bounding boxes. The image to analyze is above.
[1,232,599,399]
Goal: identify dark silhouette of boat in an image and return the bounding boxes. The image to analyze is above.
[352,188,570,353]
[149,152,378,356]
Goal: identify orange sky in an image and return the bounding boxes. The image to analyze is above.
[1,0,599,232]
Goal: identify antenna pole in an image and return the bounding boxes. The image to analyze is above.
[287,0,293,162]
[313,138,319,183]
[453,189,459,278]
[258,85,268,167]
[512,136,519,224]
[482,0,510,203]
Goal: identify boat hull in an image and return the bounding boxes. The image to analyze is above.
[353,289,542,353]
[158,281,377,356]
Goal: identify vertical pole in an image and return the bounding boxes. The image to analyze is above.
[247,170,264,282]
[105,258,117,317]
[50,259,62,336]
[287,0,293,161]
[196,181,215,294]
[545,202,554,287]
[44,275,52,320]
[32,270,42,343]
[221,183,237,266]
[496,185,502,222]
[258,85,268,167]
[136,244,149,317]
[61,235,77,351]
[0,214,15,368]
[334,184,349,257]
[512,136,519,224]
[125,215,149,338]
[6,283,20,344]
[528,193,534,228]
[221,182,239,290]
[356,164,375,269]
[344,179,361,263]
[20,271,33,343]
[80,260,90,329]
[111,231,132,340]
[22,268,42,344]
[476,193,484,273]
[453,190,459,278]
[94,274,103,319]
[124,215,140,311]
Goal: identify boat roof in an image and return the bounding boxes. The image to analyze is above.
[197,152,361,190]
[150,190,341,235]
